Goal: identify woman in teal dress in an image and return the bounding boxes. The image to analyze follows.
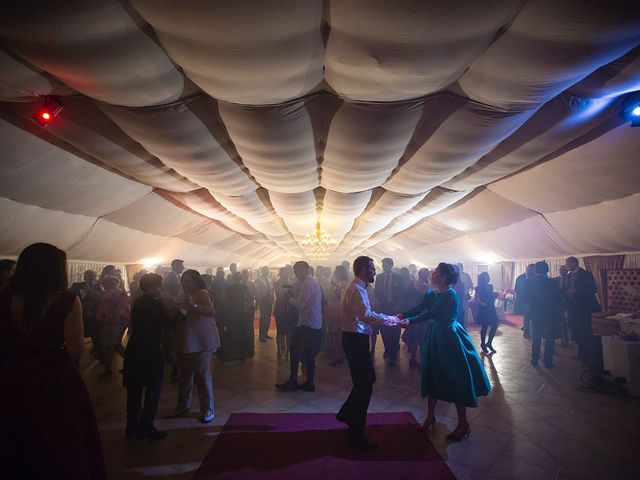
[399,262,490,441]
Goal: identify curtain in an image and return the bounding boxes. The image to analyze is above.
[624,253,640,269]
[500,261,515,290]
[583,255,625,311]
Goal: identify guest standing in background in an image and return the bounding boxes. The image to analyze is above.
[124,273,172,440]
[0,243,106,479]
[327,265,349,365]
[255,266,275,343]
[242,269,259,339]
[399,262,490,441]
[226,263,238,285]
[401,267,431,368]
[167,270,220,423]
[554,264,570,346]
[373,257,404,366]
[451,265,468,328]
[516,263,536,338]
[96,274,130,378]
[0,259,16,290]
[337,256,399,449]
[163,259,184,381]
[220,272,254,361]
[211,267,226,310]
[129,269,148,305]
[564,257,600,366]
[274,267,294,360]
[528,262,563,368]
[70,270,103,362]
[456,263,473,325]
[475,272,499,353]
[275,261,323,392]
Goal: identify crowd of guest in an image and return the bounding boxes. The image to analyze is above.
[0,241,605,473]
[514,257,600,369]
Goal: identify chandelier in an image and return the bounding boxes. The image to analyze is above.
[301,219,336,260]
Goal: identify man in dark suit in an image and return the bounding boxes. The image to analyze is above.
[553,265,570,346]
[70,270,103,359]
[564,257,600,365]
[528,262,563,368]
[516,263,535,338]
[373,258,404,366]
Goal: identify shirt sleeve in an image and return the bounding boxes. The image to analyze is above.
[349,285,392,326]
[290,280,311,311]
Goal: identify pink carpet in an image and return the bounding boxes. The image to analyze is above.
[194,412,455,479]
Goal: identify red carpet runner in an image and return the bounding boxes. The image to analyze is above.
[194,412,455,479]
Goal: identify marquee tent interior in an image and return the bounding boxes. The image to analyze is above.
[2,0,640,272]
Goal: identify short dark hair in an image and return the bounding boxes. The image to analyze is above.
[140,273,163,292]
[335,265,348,282]
[566,256,579,267]
[437,262,459,285]
[478,271,490,285]
[353,256,373,276]
[381,257,394,266]
[0,259,16,273]
[293,261,309,273]
[534,261,549,275]
[171,259,184,269]
[181,269,206,290]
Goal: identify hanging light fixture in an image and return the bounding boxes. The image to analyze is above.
[33,96,63,127]
[301,217,336,260]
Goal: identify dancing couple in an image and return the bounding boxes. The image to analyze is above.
[337,258,490,448]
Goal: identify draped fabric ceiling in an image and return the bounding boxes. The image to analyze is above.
[1,0,639,268]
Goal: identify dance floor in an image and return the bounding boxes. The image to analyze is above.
[83,318,640,479]
[193,412,455,479]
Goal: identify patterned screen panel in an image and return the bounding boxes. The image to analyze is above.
[607,269,640,313]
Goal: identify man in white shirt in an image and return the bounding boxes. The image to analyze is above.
[337,256,399,449]
[275,261,323,392]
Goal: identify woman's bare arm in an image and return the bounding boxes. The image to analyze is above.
[64,295,85,358]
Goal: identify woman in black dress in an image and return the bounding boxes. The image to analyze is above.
[475,272,499,353]
[0,243,106,479]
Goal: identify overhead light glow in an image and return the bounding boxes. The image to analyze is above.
[33,97,63,127]
[301,217,336,260]
[621,94,640,127]
[139,257,162,269]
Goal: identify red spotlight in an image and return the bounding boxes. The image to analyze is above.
[34,97,63,127]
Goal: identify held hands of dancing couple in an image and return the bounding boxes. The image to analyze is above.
[384,313,409,327]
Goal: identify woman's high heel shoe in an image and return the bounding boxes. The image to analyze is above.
[416,417,435,433]
[446,424,471,441]
[487,344,496,353]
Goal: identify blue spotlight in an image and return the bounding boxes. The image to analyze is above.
[622,93,640,127]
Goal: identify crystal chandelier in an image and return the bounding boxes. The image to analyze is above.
[301,219,336,260]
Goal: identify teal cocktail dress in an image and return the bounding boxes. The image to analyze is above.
[403,288,490,407]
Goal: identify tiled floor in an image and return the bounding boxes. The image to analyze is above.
[84,322,640,479]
